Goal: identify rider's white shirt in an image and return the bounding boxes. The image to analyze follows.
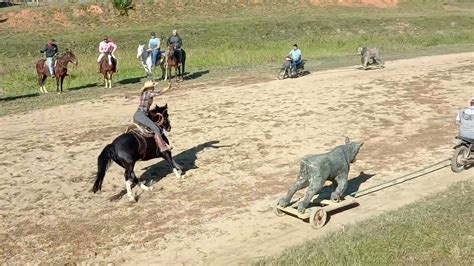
[456,106,474,122]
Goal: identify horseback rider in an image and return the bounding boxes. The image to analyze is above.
[148,32,161,68]
[167,29,183,65]
[97,36,117,72]
[456,97,474,140]
[40,39,59,78]
[133,81,171,153]
[287,44,302,71]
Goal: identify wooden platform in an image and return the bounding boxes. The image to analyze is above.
[273,195,358,229]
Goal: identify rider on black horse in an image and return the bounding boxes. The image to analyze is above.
[133,81,171,153]
[167,29,183,65]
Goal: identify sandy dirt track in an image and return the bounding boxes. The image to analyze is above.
[1,52,473,264]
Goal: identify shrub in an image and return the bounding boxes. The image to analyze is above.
[111,0,133,16]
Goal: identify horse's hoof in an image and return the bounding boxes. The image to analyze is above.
[139,182,153,191]
[128,196,137,202]
[173,168,182,179]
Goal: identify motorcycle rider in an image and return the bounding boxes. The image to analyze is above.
[287,44,302,72]
[456,97,474,140]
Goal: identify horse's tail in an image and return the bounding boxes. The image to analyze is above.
[93,144,115,193]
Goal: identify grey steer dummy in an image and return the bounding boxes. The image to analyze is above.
[278,137,364,213]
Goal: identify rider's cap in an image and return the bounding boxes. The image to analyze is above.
[103,35,108,40]
[151,32,156,36]
[141,81,156,92]
[293,43,298,47]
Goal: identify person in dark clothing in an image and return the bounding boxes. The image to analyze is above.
[40,39,59,78]
[167,30,183,65]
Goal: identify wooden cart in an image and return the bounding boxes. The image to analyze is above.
[273,195,358,229]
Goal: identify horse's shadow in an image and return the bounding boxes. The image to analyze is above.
[184,70,210,81]
[68,82,98,91]
[142,140,229,184]
[118,76,144,85]
[0,92,39,102]
[109,140,228,201]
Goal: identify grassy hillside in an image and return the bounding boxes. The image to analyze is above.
[0,1,473,99]
[257,180,474,265]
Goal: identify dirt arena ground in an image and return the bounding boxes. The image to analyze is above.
[1,52,473,264]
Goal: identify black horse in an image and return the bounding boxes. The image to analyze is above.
[92,104,182,201]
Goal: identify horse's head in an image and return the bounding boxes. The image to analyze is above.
[167,44,175,57]
[137,44,145,59]
[64,49,78,66]
[149,104,171,132]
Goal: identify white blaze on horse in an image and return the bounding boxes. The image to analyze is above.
[137,44,166,81]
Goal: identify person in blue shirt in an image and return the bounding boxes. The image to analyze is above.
[148,32,161,67]
[288,44,302,71]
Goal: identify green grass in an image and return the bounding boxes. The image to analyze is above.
[0,1,473,104]
[257,180,474,265]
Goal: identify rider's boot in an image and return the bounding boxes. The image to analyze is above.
[154,133,170,153]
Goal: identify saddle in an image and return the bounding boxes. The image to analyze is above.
[43,60,57,74]
[125,123,154,138]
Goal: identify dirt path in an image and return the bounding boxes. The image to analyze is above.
[1,52,473,264]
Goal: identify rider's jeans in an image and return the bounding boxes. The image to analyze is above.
[97,53,115,64]
[291,60,301,70]
[151,49,160,66]
[47,57,54,75]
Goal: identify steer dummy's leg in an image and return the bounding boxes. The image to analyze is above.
[331,171,348,203]
[297,178,324,213]
[278,177,309,208]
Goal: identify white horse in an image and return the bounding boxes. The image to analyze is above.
[137,44,167,81]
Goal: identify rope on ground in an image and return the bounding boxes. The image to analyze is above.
[350,158,451,198]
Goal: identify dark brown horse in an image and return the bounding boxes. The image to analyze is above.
[99,51,117,88]
[92,104,183,202]
[36,50,78,94]
[164,45,186,83]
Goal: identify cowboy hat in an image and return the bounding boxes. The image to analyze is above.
[141,80,157,92]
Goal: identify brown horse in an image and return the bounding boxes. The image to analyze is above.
[164,45,183,84]
[36,50,78,94]
[99,51,117,88]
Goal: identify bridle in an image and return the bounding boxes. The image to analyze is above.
[55,53,77,69]
[154,113,164,127]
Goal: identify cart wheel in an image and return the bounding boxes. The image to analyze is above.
[273,200,286,217]
[310,207,328,229]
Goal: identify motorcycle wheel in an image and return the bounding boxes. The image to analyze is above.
[277,69,286,80]
[451,145,469,173]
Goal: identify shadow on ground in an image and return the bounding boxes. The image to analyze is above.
[109,140,232,201]
[0,92,39,102]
